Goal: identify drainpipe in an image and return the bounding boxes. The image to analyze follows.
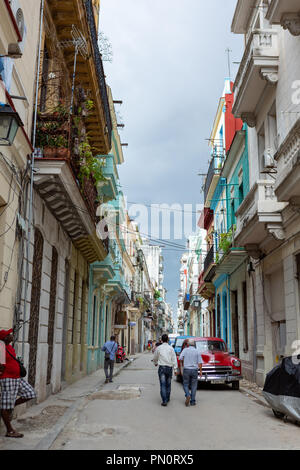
[21,0,44,359]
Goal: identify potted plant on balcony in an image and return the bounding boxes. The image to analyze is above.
[41,135,57,158]
[55,135,69,158]
[52,99,69,120]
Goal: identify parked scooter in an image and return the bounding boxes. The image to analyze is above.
[263,355,300,424]
[116,345,126,363]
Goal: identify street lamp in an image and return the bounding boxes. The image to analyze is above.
[0,104,23,145]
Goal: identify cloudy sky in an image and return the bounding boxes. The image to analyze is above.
[99,0,244,315]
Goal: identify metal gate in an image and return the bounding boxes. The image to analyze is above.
[47,246,58,385]
[28,228,44,386]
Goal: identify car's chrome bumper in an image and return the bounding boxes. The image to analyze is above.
[198,374,243,382]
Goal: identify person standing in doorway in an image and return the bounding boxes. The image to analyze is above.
[153,334,178,406]
[0,329,36,438]
[102,335,118,383]
[179,338,203,407]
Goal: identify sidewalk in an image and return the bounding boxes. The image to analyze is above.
[0,353,143,450]
[239,378,269,408]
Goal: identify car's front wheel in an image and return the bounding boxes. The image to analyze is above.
[232,381,240,390]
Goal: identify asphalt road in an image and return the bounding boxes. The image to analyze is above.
[49,352,300,450]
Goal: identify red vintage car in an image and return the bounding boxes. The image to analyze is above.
[175,337,243,390]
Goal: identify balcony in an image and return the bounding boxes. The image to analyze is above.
[215,248,248,276]
[266,0,300,35]
[106,268,131,305]
[46,0,112,154]
[274,117,300,203]
[34,157,108,263]
[232,30,279,127]
[204,154,225,207]
[203,245,216,282]
[198,271,214,300]
[34,111,110,262]
[198,207,214,231]
[97,154,119,203]
[235,180,287,253]
[182,294,190,310]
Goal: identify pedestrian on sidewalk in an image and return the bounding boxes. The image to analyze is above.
[0,329,36,438]
[179,338,203,407]
[102,336,118,383]
[153,334,177,407]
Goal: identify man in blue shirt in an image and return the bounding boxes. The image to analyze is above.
[179,338,203,406]
[102,336,118,383]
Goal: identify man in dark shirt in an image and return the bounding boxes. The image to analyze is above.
[101,335,118,383]
[0,329,36,438]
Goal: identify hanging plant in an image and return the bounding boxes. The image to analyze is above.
[78,138,106,186]
[154,290,160,300]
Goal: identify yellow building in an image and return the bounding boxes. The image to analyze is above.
[0,0,41,330]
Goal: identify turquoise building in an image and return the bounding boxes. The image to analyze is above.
[213,126,249,353]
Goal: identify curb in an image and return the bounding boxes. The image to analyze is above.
[35,356,138,450]
[240,386,270,408]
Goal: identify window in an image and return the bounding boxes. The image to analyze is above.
[196,340,227,353]
[238,182,244,205]
[231,199,235,228]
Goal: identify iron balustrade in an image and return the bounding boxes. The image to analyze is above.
[204,152,225,203]
[84,0,112,148]
[204,245,214,274]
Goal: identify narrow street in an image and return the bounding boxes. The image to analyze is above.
[47,353,299,450]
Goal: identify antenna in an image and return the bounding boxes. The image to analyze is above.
[225,48,232,80]
[59,25,89,115]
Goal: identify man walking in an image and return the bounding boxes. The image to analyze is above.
[101,335,118,383]
[0,329,36,438]
[153,334,177,407]
[179,338,203,407]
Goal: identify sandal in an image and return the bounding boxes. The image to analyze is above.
[5,431,24,438]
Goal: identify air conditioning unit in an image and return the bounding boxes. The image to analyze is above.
[8,0,26,58]
[263,148,276,169]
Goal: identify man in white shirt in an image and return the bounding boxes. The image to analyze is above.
[153,334,178,406]
[179,338,203,406]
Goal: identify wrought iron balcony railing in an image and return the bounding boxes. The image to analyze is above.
[204,154,224,204]
[204,245,215,274]
[84,0,112,147]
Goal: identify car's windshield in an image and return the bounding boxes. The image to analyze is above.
[196,340,227,352]
[174,338,185,349]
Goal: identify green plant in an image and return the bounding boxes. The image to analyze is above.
[84,99,94,111]
[78,139,106,186]
[55,135,68,148]
[154,290,160,300]
[218,227,236,258]
[52,100,69,118]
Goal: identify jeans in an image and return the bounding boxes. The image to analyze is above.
[158,366,173,404]
[183,368,198,404]
[104,359,114,380]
